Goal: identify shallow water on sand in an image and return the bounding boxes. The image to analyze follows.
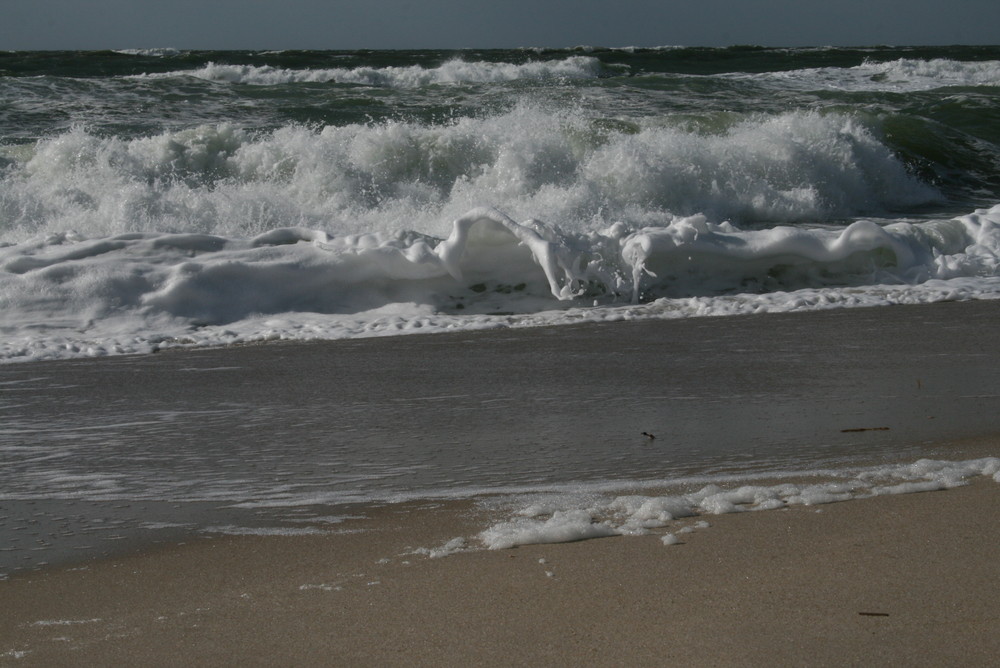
[2,301,999,575]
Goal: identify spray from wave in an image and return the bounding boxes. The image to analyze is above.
[1,105,940,241]
[2,68,999,362]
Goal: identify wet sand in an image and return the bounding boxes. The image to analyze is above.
[2,476,999,666]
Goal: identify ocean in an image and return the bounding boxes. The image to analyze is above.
[3,46,1000,360]
[2,46,1000,573]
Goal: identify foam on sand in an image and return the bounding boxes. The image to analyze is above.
[475,457,1000,550]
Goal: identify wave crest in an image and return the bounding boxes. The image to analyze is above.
[137,56,605,88]
[2,108,942,244]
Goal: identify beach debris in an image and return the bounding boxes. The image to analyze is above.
[840,427,890,433]
[858,611,890,617]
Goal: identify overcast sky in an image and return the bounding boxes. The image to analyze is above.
[3,0,998,51]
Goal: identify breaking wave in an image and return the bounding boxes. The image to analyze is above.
[135,56,606,87]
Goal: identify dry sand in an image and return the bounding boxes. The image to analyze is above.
[2,474,999,667]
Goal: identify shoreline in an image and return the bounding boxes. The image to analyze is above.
[2,473,998,666]
[3,300,1000,663]
[2,433,997,581]
[127,295,1000,361]
[4,300,1000,575]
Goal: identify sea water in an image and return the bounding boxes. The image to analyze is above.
[2,46,1000,570]
[3,46,1000,361]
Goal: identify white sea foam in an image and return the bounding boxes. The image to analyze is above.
[0,108,939,241]
[201,525,328,536]
[29,618,102,627]
[2,202,1000,363]
[478,509,618,549]
[410,537,468,559]
[2,104,999,363]
[476,457,1000,549]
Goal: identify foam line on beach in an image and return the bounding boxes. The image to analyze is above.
[467,456,1000,550]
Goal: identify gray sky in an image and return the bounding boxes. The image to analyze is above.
[3,0,997,51]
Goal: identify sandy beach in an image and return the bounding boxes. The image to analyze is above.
[3,301,1000,665]
[2,472,999,667]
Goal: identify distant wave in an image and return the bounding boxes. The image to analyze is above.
[861,58,1000,89]
[737,58,1000,93]
[560,45,688,53]
[113,48,185,57]
[136,56,606,87]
